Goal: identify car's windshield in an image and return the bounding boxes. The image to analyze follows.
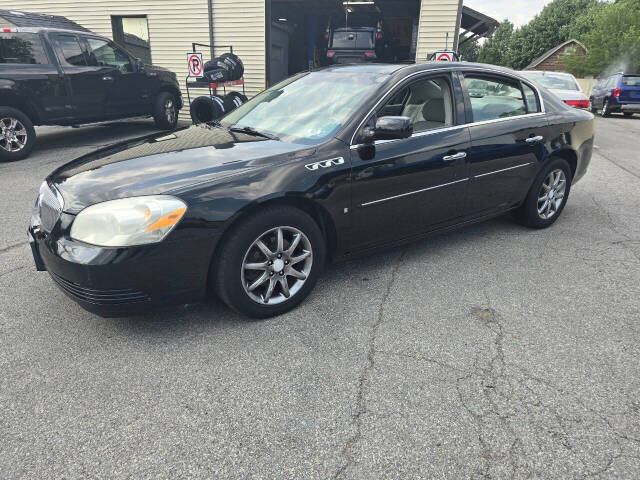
[622,75,640,86]
[521,72,579,91]
[220,71,386,144]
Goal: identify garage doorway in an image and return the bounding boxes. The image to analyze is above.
[266,0,420,85]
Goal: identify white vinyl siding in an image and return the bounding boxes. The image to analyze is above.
[212,0,265,97]
[1,0,211,120]
[416,0,461,62]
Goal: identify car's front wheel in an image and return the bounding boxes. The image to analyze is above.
[0,107,36,162]
[513,157,572,229]
[212,206,326,318]
[153,91,179,130]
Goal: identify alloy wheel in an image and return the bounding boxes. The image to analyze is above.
[165,99,176,124]
[537,169,566,220]
[241,226,313,305]
[0,117,28,153]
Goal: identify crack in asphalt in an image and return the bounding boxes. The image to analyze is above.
[594,147,640,181]
[0,241,27,255]
[333,249,406,480]
[451,302,636,478]
[0,264,29,279]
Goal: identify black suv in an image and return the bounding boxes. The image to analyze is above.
[0,27,182,161]
[326,27,378,64]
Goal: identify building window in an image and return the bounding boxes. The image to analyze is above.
[111,15,151,64]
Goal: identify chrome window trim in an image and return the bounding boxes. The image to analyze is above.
[473,162,532,179]
[360,178,469,207]
[349,66,547,147]
[350,124,465,150]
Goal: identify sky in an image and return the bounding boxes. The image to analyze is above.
[464,0,554,26]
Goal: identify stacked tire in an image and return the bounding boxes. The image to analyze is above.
[203,53,244,83]
[189,92,248,125]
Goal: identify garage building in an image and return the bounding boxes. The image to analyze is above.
[1,1,496,103]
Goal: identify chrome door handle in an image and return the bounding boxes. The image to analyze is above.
[102,76,114,82]
[525,135,544,144]
[443,152,467,162]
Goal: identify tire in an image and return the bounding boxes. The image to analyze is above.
[153,91,179,130]
[601,98,611,117]
[189,95,225,124]
[589,99,597,114]
[623,112,634,117]
[223,91,248,112]
[513,157,572,229]
[212,206,326,318]
[0,107,36,162]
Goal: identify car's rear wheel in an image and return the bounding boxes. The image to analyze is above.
[601,98,611,117]
[589,99,597,114]
[212,206,326,318]
[153,91,179,130]
[513,157,572,229]
[0,107,36,162]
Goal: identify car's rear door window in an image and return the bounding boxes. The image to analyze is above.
[463,75,527,122]
[356,32,374,49]
[54,34,87,66]
[331,32,356,49]
[0,32,49,64]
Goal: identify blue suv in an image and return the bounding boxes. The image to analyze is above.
[590,73,640,117]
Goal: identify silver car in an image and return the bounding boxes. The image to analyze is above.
[519,71,590,109]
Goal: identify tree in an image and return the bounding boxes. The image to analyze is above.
[564,0,640,76]
[458,39,480,62]
[507,0,599,69]
[476,20,515,66]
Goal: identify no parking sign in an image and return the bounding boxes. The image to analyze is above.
[434,51,454,62]
[187,52,204,78]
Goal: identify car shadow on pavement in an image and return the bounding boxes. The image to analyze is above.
[104,213,529,336]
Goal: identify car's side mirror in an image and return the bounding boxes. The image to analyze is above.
[134,58,145,72]
[361,116,413,144]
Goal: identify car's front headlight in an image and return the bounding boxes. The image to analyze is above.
[70,196,187,247]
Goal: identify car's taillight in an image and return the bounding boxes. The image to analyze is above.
[324,33,329,40]
[564,99,590,109]
[613,88,621,98]
[2,28,13,33]
[376,32,383,40]
[364,51,375,58]
[327,50,335,58]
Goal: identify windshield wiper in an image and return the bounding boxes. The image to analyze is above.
[229,125,279,141]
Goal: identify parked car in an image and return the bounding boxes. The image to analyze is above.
[0,27,182,161]
[29,63,595,319]
[590,72,640,117]
[519,71,590,109]
[326,27,378,64]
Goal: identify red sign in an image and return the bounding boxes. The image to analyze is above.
[434,51,454,62]
[187,52,203,78]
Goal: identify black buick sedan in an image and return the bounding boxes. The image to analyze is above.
[29,62,595,318]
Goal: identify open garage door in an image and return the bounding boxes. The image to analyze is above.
[267,0,420,85]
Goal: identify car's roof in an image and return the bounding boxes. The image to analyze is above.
[4,26,101,36]
[520,70,576,78]
[319,61,525,77]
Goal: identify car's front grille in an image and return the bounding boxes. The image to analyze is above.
[39,184,62,233]
[49,272,150,305]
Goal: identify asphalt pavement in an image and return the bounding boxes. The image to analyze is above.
[1,115,639,479]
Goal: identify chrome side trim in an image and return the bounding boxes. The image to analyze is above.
[349,65,547,147]
[361,178,468,207]
[474,162,532,178]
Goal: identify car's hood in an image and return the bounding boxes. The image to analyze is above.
[549,89,588,101]
[49,125,314,214]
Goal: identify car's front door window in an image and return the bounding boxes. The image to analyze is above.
[374,76,454,135]
[85,38,132,73]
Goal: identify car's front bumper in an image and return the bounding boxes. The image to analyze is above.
[28,213,213,317]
